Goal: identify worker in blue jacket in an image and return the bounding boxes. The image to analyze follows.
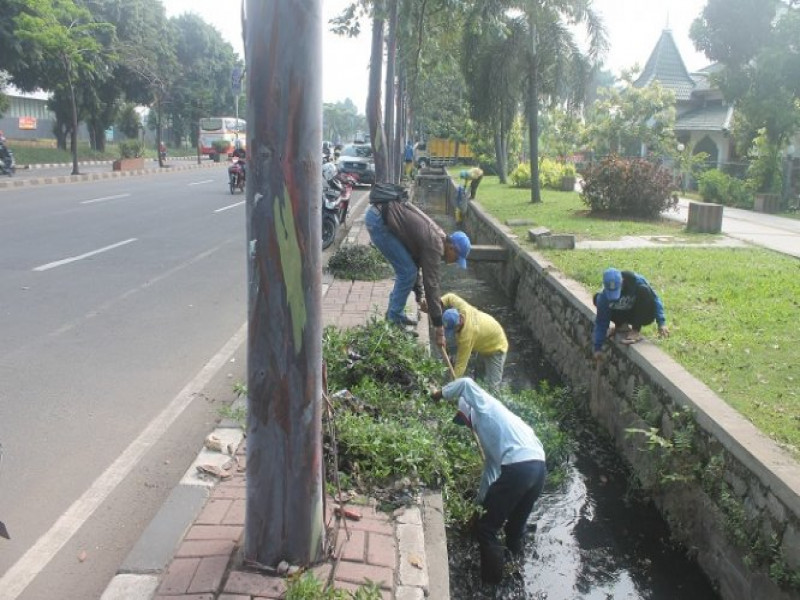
[432,377,546,583]
[593,267,669,360]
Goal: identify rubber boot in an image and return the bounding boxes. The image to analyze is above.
[479,541,505,584]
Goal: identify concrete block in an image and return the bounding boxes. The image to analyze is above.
[468,244,507,262]
[100,574,159,600]
[536,234,576,250]
[506,218,535,226]
[527,226,551,242]
[686,201,723,233]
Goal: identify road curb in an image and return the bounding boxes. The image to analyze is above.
[101,417,245,600]
[0,160,222,191]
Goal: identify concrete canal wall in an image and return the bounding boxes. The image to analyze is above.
[416,173,800,600]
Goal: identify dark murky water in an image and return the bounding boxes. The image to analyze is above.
[438,264,720,599]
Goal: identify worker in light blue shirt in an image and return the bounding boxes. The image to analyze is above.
[433,377,546,583]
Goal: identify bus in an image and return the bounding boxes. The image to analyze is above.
[199,117,246,157]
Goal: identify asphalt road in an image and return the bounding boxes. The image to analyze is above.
[0,165,257,599]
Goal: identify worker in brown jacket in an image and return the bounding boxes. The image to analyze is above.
[365,185,471,349]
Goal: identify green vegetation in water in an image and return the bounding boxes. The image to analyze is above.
[327,245,392,281]
[323,319,574,525]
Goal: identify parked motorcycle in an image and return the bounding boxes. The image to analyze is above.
[322,189,343,250]
[228,158,245,194]
[322,162,351,250]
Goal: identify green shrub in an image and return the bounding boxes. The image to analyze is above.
[509,162,531,188]
[539,157,564,189]
[212,139,231,154]
[697,169,753,209]
[118,140,143,159]
[509,159,576,190]
[580,155,677,219]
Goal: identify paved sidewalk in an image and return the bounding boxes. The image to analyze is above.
[664,197,800,258]
[101,206,442,600]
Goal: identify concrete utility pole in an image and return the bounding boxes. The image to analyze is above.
[244,0,324,568]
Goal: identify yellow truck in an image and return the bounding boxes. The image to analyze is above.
[413,137,474,167]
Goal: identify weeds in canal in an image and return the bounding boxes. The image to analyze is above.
[322,319,573,525]
[626,405,697,487]
[221,318,574,528]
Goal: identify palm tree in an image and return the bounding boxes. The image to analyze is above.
[525,0,606,201]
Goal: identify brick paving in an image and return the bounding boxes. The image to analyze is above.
[148,210,430,600]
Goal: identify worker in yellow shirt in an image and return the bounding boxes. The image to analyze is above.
[460,167,484,199]
[440,292,508,392]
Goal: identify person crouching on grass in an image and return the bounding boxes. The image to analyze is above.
[593,267,669,362]
[432,377,546,584]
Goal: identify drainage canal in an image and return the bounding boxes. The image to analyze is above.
[427,214,720,598]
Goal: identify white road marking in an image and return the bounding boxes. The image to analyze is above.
[81,193,131,205]
[189,179,214,186]
[32,238,138,272]
[0,323,248,600]
[215,200,245,213]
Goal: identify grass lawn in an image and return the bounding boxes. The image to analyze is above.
[459,172,800,457]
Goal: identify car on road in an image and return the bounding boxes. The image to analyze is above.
[337,143,375,185]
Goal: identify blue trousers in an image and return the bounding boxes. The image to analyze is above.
[365,205,418,324]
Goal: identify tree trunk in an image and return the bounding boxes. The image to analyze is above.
[395,70,406,180]
[528,20,540,202]
[243,0,324,568]
[68,79,80,176]
[367,3,388,182]
[384,0,398,182]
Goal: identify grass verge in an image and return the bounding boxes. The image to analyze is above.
[462,173,800,456]
[11,142,202,165]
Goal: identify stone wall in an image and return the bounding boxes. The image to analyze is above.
[433,177,800,600]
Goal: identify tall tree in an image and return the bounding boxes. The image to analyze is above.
[168,14,240,149]
[584,74,677,157]
[367,1,389,182]
[691,0,800,194]
[83,0,171,152]
[523,0,606,202]
[244,0,324,567]
[462,11,528,182]
[13,0,114,174]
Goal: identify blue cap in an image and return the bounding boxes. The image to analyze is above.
[449,231,471,269]
[443,308,461,331]
[603,268,623,301]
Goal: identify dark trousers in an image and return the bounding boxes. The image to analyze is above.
[469,175,483,199]
[476,459,546,583]
[594,285,656,331]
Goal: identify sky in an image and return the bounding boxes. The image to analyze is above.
[162,0,711,115]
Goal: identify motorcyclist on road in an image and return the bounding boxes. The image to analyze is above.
[0,132,13,175]
[232,141,246,180]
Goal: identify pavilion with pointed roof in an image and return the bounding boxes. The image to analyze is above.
[634,29,735,169]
